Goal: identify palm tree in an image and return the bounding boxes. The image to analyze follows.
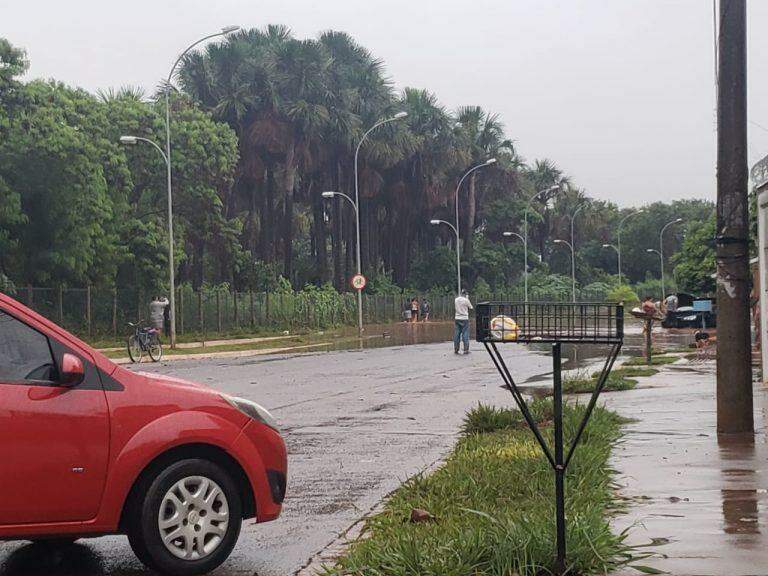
[454,106,509,260]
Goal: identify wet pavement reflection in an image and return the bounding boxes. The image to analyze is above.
[608,366,768,575]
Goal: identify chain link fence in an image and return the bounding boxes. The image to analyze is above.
[7,285,608,342]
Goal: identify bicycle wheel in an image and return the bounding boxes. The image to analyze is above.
[127,335,142,363]
[148,333,163,362]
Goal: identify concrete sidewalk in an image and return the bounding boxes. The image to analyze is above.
[606,360,768,575]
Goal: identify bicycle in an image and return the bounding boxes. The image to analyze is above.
[126,322,163,363]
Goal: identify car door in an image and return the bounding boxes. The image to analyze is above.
[0,307,110,525]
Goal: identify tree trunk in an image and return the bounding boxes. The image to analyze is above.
[332,160,344,290]
[312,180,328,284]
[464,172,478,261]
[282,143,297,283]
[192,238,205,290]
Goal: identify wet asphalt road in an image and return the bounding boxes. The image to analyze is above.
[0,340,553,576]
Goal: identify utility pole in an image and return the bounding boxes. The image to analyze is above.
[716,0,753,434]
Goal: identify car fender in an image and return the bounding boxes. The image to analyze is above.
[96,410,264,528]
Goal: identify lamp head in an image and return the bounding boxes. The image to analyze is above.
[602,243,611,248]
[675,217,683,223]
[119,136,137,145]
[646,249,654,253]
[430,219,441,225]
[503,232,513,237]
[222,25,240,34]
[392,111,408,120]
[321,191,336,199]
[554,239,564,244]
[485,158,497,165]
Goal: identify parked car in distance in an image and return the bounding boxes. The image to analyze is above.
[0,291,287,576]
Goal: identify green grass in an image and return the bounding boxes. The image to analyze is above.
[562,371,637,394]
[593,366,659,379]
[102,335,315,359]
[321,401,646,576]
[89,326,311,349]
[461,399,553,435]
[623,354,679,367]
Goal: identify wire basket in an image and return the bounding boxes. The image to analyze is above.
[476,302,624,344]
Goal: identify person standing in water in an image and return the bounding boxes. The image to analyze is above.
[453,289,473,354]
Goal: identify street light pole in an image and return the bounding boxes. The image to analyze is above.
[616,208,645,285]
[503,231,524,294]
[554,239,576,302]
[322,191,362,335]
[602,244,620,278]
[568,201,589,301]
[659,218,683,299]
[524,185,561,301]
[453,159,497,294]
[646,249,664,300]
[430,220,460,294]
[353,112,408,335]
[163,26,239,348]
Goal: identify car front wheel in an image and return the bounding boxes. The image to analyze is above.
[127,459,242,576]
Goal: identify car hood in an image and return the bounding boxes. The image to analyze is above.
[135,371,210,392]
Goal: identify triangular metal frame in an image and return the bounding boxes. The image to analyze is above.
[483,339,622,574]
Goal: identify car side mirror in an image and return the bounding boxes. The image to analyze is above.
[60,353,85,387]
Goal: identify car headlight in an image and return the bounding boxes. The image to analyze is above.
[222,395,280,432]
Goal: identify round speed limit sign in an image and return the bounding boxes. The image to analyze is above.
[351,274,367,291]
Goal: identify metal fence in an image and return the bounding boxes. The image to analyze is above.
[7,285,608,342]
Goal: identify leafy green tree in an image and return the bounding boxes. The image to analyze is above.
[673,216,716,294]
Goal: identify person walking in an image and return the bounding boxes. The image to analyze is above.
[149,295,169,334]
[421,298,431,322]
[453,289,473,354]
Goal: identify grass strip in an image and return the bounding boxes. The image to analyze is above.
[562,372,637,394]
[322,401,644,576]
[591,366,659,379]
[101,335,314,359]
[623,354,678,367]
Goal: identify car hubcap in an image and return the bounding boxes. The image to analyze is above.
[158,476,229,560]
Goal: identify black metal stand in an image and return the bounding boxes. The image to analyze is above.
[483,338,622,574]
[553,343,566,573]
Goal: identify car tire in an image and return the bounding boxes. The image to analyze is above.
[127,459,242,576]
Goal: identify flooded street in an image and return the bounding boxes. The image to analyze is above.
[0,322,760,576]
[0,339,550,576]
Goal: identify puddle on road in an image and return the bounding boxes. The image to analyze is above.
[306,319,696,364]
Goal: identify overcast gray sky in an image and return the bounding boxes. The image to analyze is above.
[4,1,768,206]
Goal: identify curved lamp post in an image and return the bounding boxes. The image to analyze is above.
[524,185,562,301]
[430,219,460,293]
[352,111,408,335]
[602,243,620,277]
[322,191,362,335]
[616,208,645,285]
[553,239,576,302]
[452,159,497,294]
[162,25,240,347]
[646,248,664,299]
[503,231,524,242]
[658,218,684,299]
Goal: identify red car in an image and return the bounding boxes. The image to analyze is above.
[0,292,287,575]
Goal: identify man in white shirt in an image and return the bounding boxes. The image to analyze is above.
[453,289,473,354]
